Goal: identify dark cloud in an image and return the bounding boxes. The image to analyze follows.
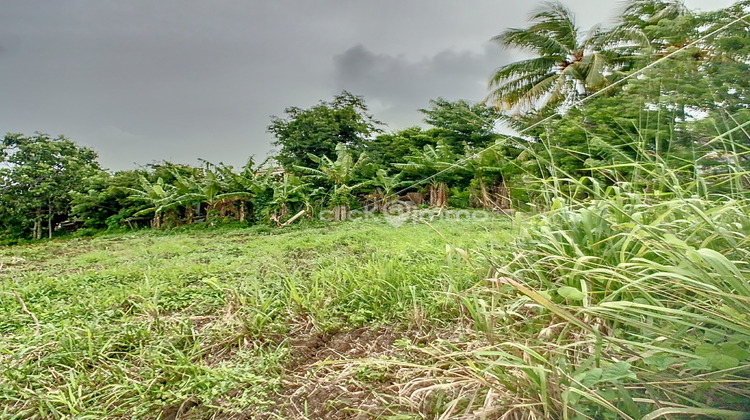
[0,0,735,170]
[333,44,506,129]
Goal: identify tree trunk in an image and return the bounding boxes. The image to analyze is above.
[206,203,216,222]
[476,180,492,210]
[372,188,385,213]
[165,210,178,227]
[428,182,448,208]
[48,206,53,239]
[332,205,349,221]
[152,212,162,229]
[186,205,194,224]
[34,208,42,240]
[495,179,510,209]
[280,209,306,227]
[239,202,246,222]
[473,179,511,210]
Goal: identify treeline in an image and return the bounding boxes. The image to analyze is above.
[1,0,749,242]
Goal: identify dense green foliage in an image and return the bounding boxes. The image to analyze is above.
[268,91,383,170]
[0,133,102,240]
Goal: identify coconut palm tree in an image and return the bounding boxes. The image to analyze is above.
[603,0,692,63]
[487,2,610,115]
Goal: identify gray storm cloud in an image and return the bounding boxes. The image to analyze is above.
[333,44,506,130]
[0,0,736,170]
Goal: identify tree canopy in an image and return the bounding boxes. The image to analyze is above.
[487,2,611,115]
[268,91,383,171]
[0,133,102,239]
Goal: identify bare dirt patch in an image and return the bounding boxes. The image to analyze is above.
[269,326,413,419]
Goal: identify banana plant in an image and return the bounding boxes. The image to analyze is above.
[199,158,270,221]
[368,169,409,212]
[395,139,469,207]
[295,143,370,220]
[266,174,324,224]
[170,166,253,222]
[465,138,521,210]
[124,176,179,228]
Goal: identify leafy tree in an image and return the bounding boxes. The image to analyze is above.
[366,97,504,169]
[366,127,437,168]
[0,133,102,240]
[268,91,383,170]
[420,98,504,151]
[613,0,693,56]
[70,169,150,230]
[487,2,611,115]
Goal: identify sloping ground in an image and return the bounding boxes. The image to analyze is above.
[0,217,511,419]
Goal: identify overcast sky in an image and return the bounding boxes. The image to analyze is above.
[0,0,736,170]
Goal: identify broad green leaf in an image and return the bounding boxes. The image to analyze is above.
[575,367,603,387]
[600,362,637,384]
[558,286,586,301]
[728,334,750,344]
[685,358,712,371]
[706,353,740,370]
[721,343,750,361]
[643,355,679,371]
[695,343,717,357]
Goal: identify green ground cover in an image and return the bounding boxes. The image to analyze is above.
[0,217,513,419]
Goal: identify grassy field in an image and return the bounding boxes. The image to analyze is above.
[3,191,750,420]
[0,216,513,419]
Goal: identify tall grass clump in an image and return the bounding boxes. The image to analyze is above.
[403,117,750,418]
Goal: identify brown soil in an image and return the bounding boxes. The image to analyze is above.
[156,324,479,420]
[269,326,411,419]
